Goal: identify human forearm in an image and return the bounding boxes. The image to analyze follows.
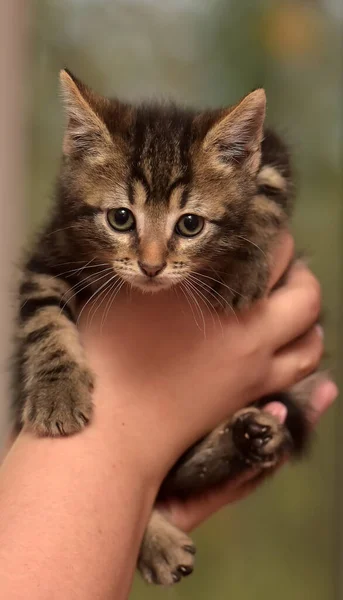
[0,395,159,600]
[0,236,325,598]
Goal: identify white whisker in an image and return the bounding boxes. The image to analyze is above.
[76,274,119,326]
[61,268,114,313]
[100,280,122,332]
[185,279,216,327]
[234,235,266,258]
[57,261,111,278]
[179,283,202,332]
[46,224,81,237]
[188,274,239,325]
[182,281,206,337]
[188,275,225,308]
[186,276,225,334]
[189,270,245,300]
[62,267,113,298]
[87,275,120,328]
[100,279,126,333]
[52,259,96,268]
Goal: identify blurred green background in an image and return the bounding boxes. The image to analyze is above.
[27,1,342,598]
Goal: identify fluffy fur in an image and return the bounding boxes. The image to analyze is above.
[12,70,313,585]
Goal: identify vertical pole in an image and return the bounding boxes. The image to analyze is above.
[335,27,343,600]
[0,1,28,445]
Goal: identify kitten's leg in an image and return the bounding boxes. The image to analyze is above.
[138,509,196,586]
[256,389,311,457]
[160,407,294,498]
[140,407,291,586]
[142,393,309,586]
[13,270,93,436]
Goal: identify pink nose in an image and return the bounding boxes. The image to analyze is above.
[138,262,166,278]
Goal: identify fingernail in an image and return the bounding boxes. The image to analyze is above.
[265,402,287,424]
[315,325,324,339]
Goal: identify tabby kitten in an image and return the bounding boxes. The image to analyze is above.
[13,70,311,586]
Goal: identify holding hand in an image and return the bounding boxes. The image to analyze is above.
[81,232,325,483]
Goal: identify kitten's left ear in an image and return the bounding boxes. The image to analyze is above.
[59,69,113,158]
[203,89,266,175]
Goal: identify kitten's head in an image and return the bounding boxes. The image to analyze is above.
[58,69,266,292]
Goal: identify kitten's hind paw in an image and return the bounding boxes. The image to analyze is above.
[138,512,196,586]
[232,408,291,468]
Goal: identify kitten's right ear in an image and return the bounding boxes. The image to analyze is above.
[59,69,113,158]
[203,89,266,175]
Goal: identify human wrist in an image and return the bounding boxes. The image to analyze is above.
[82,327,180,487]
[79,297,211,483]
[0,417,159,600]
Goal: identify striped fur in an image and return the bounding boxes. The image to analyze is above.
[12,70,312,585]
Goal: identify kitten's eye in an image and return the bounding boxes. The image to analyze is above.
[175,214,204,237]
[107,208,135,232]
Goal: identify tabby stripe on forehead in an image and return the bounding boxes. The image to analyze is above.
[19,296,75,323]
[128,180,135,205]
[178,117,193,208]
[167,174,191,209]
[179,187,190,209]
[129,110,150,205]
[128,169,150,205]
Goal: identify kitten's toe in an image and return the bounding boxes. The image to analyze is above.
[232,408,290,467]
[138,517,195,586]
[22,385,93,437]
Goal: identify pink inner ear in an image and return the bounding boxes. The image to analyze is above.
[203,90,266,166]
[60,69,113,158]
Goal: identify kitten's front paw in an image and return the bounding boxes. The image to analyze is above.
[231,408,290,468]
[138,517,196,586]
[22,374,94,436]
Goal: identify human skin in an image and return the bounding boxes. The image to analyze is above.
[0,233,334,600]
[162,381,335,533]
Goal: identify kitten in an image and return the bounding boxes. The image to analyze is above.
[13,70,313,586]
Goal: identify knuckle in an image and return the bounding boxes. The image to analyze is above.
[287,235,295,259]
[297,336,323,380]
[238,326,261,360]
[246,340,260,359]
[306,277,321,321]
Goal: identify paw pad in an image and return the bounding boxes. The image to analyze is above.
[232,409,287,467]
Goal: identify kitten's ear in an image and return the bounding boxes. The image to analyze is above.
[203,89,266,174]
[59,69,113,158]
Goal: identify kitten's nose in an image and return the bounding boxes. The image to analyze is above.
[138,262,166,278]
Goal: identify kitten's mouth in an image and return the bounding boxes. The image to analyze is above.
[130,275,174,293]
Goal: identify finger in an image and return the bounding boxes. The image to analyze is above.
[306,379,338,427]
[265,325,323,395]
[267,231,294,292]
[266,263,321,349]
[165,380,337,534]
[263,401,287,424]
[233,380,337,506]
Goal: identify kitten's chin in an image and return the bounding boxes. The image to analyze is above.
[129,276,174,293]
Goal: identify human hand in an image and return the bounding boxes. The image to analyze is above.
[160,378,337,532]
[80,232,324,485]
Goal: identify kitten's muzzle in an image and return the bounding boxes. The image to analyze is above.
[138,261,167,278]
